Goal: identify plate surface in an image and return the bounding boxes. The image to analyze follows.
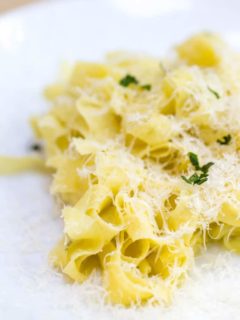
[0,1,240,319]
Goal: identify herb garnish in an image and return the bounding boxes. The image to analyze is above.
[200,162,215,173]
[119,74,139,87]
[188,152,200,170]
[30,143,42,152]
[119,74,152,91]
[181,152,214,185]
[217,134,232,145]
[181,172,208,185]
[208,86,220,99]
[141,84,151,91]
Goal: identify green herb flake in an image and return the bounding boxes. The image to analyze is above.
[217,134,232,145]
[208,86,220,99]
[181,172,209,185]
[30,143,42,152]
[188,152,200,170]
[200,162,214,173]
[141,84,151,91]
[119,74,139,87]
[182,153,214,186]
[181,175,192,184]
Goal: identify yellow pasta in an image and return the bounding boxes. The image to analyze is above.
[29,32,240,306]
[0,156,46,174]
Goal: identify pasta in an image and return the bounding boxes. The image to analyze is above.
[0,156,46,175]
[31,33,240,306]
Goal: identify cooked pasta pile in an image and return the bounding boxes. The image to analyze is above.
[31,33,240,306]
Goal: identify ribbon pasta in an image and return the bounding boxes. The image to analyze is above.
[31,33,240,305]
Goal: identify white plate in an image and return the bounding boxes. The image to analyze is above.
[0,1,240,319]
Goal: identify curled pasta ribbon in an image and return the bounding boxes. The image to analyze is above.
[218,201,240,227]
[103,250,171,306]
[63,185,123,244]
[223,227,240,253]
[121,238,150,264]
[50,238,100,282]
[0,156,46,175]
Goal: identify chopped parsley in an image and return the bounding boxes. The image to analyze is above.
[119,74,139,87]
[141,84,151,91]
[181,152,214,185]
[181,172,208,185]
[201,161,215,173]
[188,152,200,170]
[119,74,151,91]
[30,143,42,152]
[217,134,232,145]
[208,86,220,99]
